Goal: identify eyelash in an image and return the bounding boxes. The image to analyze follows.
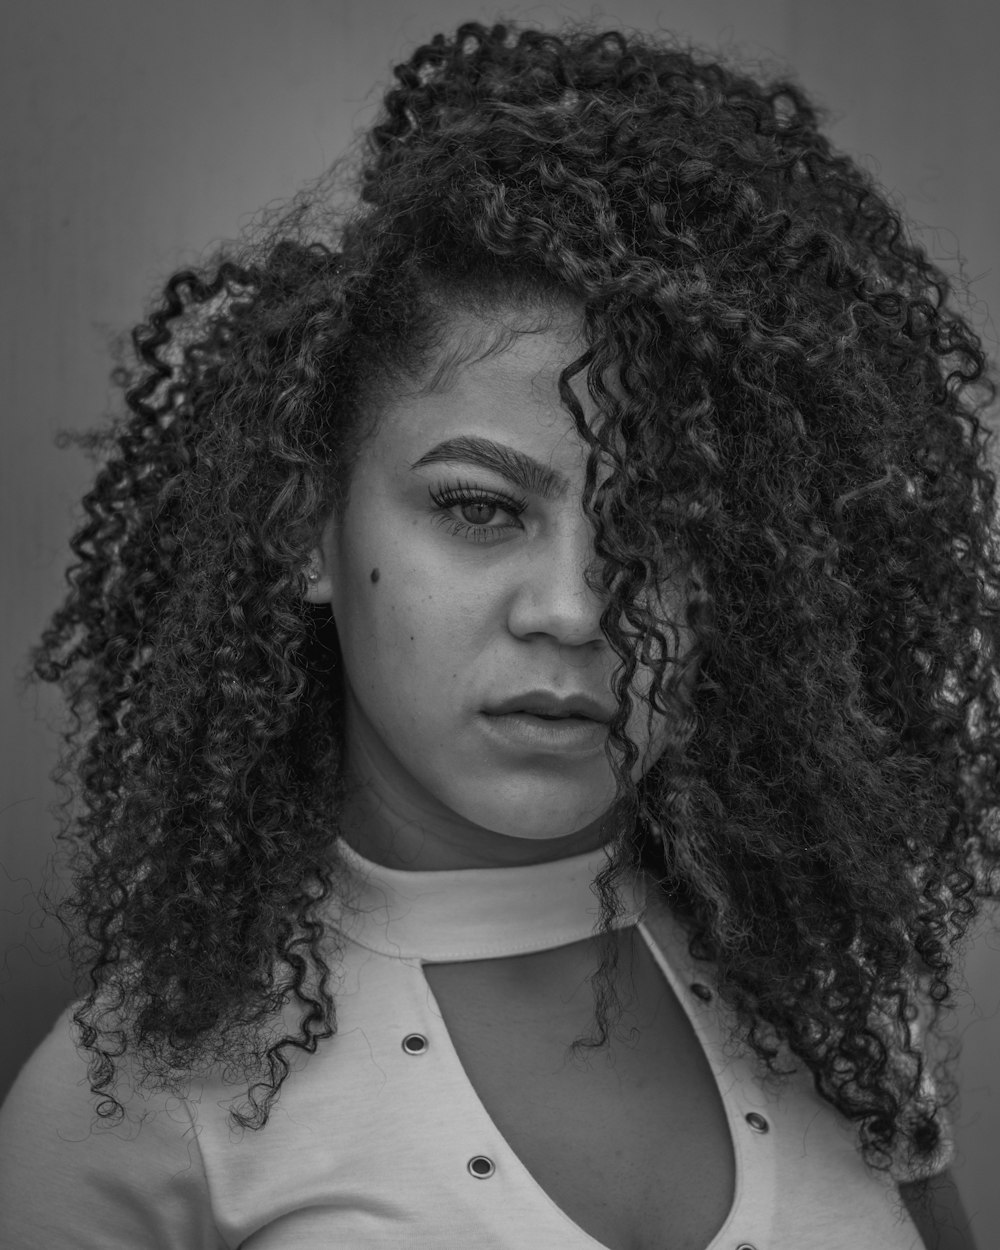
[428,481,528,543]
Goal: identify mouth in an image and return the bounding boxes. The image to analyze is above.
[480,692,611,755]
[483,691,612,723]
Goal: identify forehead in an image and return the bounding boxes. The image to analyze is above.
[369,312,600,469]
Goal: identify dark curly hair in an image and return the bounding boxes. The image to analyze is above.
[30,18,1000,1187]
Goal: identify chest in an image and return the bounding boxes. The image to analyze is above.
[422,927,736,1250]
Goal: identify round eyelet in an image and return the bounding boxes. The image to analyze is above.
[736,1243,758,1250]
[468,1155,495,1178]
[690,982,713,1002]
[402,1033,428,1055]
[745,1112,769,1133]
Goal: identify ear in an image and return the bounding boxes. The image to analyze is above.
[303,548,334,604]
[302,520,336,603]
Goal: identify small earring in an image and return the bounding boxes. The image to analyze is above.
[307,571,320,583]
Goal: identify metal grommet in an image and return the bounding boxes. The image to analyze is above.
[745,1112,769,1133]
[468,1155,495,1179]
[690,982,713,1002]
[735,1243,758,1250]
[402,1033,428,1055]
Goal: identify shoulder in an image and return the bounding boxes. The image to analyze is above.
[0,1002,200,1146]
[0,1005,222,1249]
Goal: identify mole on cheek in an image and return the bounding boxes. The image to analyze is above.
[370,568,380,584]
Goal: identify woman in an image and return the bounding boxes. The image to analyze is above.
[0,18,995,1249]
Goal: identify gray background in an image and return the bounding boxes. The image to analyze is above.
[2,0,998,1241]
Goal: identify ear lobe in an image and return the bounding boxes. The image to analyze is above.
[303,550,333,603]
[305,515,341,604]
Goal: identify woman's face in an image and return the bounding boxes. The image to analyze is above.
[308,308,691,867]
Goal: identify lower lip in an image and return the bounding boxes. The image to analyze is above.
[480,712,608,755]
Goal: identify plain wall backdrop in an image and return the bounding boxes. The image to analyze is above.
[2,0,998,1242]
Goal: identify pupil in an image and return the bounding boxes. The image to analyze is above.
[462,502,497,525]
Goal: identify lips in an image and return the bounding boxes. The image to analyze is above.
[479,690,614,756]
[483,691,613,723]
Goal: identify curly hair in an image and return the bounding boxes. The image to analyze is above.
[31,18,1000,1185]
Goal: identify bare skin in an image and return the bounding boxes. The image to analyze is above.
[424,928,736,1250]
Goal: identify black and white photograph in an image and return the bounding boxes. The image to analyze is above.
[2,2,998,1246]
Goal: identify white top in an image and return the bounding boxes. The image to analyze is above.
[0,838,950,1249]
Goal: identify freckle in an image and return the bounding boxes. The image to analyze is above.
[370,567,380,584]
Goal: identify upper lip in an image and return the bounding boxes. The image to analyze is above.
[484,691,613,722]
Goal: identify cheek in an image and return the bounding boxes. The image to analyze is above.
[623,701,669,778]
[625,624,697,770]
[338,566,475,720]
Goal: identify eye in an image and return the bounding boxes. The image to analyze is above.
[428,482,528,544]
[460,500,501,525]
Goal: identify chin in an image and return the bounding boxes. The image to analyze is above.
[461,790,613,843]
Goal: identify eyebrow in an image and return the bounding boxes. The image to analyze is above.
[410,436,570,500]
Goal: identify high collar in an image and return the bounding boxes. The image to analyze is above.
[333,837,649,962]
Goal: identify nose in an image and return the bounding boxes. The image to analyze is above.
[505,511,606,648]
